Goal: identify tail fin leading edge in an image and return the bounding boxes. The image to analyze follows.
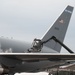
[42,5,74,53]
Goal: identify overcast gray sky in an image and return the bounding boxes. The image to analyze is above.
[0,0,75,75]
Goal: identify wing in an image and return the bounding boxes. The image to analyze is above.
[0,53,75,61]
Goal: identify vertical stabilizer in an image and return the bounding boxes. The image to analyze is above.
[42,5,74,53]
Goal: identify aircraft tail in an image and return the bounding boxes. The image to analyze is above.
[41,5,74,53]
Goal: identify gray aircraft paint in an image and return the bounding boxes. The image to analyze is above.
[41,5,73,53]
[0,5,74,75]
[0,6,74,54]
[0,38,57,53]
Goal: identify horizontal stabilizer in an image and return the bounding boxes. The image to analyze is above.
[1,53,75,61]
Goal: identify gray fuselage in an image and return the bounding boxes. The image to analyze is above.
[0,38,57,53]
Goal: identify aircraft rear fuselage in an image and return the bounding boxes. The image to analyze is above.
[0,38,58,53]
[0,38,31,53]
